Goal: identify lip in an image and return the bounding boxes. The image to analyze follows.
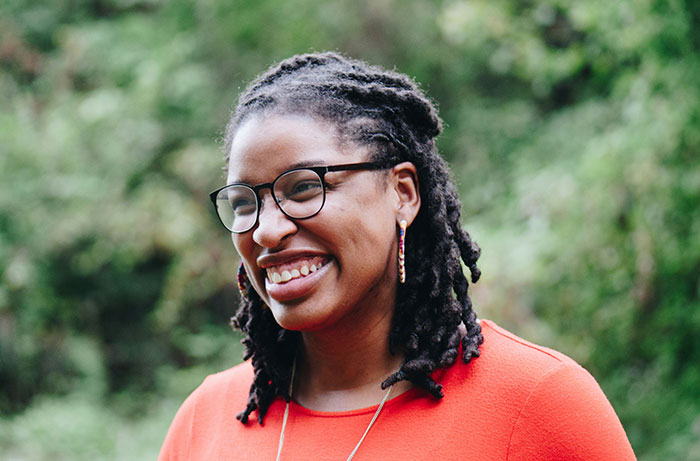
[256,249,333,303]
[264,258,333,302]
[257,249,329,269]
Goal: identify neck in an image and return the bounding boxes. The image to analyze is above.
[292,298,409,411]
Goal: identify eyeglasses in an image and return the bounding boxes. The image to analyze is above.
[209,162,389,233]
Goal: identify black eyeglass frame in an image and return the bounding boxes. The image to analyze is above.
[209,161,391,233]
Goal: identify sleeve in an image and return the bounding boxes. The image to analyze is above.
[507,362,636,461]
[157,387,198,461]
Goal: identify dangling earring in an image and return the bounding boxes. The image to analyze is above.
[237,262,249,300]
[398,219,407,284]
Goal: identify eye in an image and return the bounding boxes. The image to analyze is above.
[286,180,323,201]
[232,199,256,215]
[275,170,324,203]
[227,191,257,216]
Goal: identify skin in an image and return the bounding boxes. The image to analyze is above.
[228,114,421,411]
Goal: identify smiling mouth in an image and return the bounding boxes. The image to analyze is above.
[265,256,329,284]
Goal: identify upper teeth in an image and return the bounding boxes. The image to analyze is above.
[267,261,323,284]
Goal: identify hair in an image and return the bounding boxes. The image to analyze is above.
[225,52,483,424]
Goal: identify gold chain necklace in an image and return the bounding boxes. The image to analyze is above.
[275,358,395,461]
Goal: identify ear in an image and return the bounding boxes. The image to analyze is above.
[391,161,421,226]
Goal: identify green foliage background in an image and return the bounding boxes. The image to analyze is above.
[1,0,699,459]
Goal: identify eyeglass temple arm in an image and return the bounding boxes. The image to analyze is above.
[324,162,389,174]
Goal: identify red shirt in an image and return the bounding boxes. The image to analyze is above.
[159,320,636,460]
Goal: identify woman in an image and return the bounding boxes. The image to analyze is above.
[159,52,635,460]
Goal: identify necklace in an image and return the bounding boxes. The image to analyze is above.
[275,358,395,461]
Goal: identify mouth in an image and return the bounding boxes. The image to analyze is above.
[264,256,330,285]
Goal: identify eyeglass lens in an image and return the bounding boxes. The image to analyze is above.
[214,169,325,232]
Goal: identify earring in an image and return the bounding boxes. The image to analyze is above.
[398,219,407,284]
[237,262,249,300]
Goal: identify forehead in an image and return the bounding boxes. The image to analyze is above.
[227,114,360,184]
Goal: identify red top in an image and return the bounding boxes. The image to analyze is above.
[159,320,636,460]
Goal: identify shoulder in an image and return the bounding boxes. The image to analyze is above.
[196,360,254,399]
[436,319,604,416]
[158,361,253,461]
[478,319,577,369]
[476,318,606,415]
[182,361,255,422]
[458,319,588,396]
[467,320,636,460]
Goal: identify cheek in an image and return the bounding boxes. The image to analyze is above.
[339,202,396,262]
[232,236,256,276]
[231,235,244,259]
[233,236,266,297]
[232,233,251,256]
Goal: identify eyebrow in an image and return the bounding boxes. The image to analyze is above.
[286,159,328,170]
[228,159,329,184]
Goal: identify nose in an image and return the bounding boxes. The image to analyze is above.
[252,190,297,248]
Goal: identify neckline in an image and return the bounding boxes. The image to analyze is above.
[286,384,422,417]
[272,320,494,418]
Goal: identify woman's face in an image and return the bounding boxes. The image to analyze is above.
[228,114,404,333]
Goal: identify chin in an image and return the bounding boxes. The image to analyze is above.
[268,302,340,333]
[268,303,315,332]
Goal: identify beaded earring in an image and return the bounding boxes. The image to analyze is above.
[398,219,407,284]
[237,262,249,300]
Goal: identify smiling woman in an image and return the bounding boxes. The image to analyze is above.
[159,52,636,460]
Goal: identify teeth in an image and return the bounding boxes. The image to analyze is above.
[266,260,325,284]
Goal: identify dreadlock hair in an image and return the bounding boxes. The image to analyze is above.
[225,52,483,425]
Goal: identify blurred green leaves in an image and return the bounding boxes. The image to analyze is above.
[0,0,238,415]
